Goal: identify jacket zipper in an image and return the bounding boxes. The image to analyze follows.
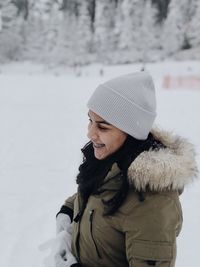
[89,209,102,259]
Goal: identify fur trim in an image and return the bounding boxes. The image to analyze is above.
[128,127,199,191]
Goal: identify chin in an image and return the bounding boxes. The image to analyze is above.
[94,153,107,160]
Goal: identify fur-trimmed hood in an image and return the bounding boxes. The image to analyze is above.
[127,128,199,191]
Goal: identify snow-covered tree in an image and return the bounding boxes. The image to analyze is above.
[120,0,144,50]
[0,8,2,32]
[187,0,200,47]
[68,0,93,64]
[139,1,160,62]
[0,0,200,64]
[151,0,171,23]
[94,0,117,61]
[161,0,186,55]
[11,0,29,20]
[117,0,159,63]
[161,0,196,56]
[0,0,23,60]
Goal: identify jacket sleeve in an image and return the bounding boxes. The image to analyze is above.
[123,193,182,267]
[56,193,77,222]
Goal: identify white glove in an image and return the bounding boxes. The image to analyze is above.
[41,214,78,267]
[55,213,77,266]
[54,230,77,267]
[41,229,78,267]
[56,213,72,234]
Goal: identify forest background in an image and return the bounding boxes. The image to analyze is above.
[0,0,200,66]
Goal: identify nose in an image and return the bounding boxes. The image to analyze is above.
[87,124,98,141]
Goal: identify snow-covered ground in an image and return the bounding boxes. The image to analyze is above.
[0,61,200,267]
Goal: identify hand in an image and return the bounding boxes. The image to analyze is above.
[55,213,78,266]
[41,214,78,267]
[56,213,72,234]
[54,230,77,267]
[41,231,79,267]
[55,253,78,267]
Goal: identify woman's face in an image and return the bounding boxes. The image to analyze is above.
[87,110,127,160]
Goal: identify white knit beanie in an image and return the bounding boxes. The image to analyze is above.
[87,71,157,140]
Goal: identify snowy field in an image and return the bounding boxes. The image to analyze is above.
[0,61,200,267]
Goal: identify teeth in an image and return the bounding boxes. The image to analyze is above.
[93,143,104,148]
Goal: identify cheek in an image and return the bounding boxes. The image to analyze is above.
[104,136,118,151]
[111,134,127,151]
[87,128,90,138]
[87,124,91,138]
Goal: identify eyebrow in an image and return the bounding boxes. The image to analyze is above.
[88,113,111,125]
[95,120,111,125]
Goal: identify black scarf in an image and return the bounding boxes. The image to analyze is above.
[76,133,163,216]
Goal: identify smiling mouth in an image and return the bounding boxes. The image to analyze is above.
[93,143,105,148]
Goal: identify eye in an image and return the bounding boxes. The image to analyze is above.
[98,125,108,131]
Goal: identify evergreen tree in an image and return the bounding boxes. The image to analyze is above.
[94,0,117,61]
[139,1,160,64]
[0,0,199,64]
[0,0,23,61]
[0,8,2,32]
[51,0,80,65]
[118,0,136,51]
[161,0,186,55]
[87,0,96,33]
[75,0,93,64]
[11,0,29,20]
[117,0,158,63]
[151,0,171,23]
[161,0,197,55]
[187,0,200,47]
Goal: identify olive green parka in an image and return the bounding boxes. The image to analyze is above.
[62,128,198,267]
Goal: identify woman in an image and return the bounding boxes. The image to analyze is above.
[54,72,198,267]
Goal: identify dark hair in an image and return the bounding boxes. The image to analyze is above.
[76,133,158,216]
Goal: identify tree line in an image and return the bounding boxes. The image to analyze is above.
[0,0,199,65]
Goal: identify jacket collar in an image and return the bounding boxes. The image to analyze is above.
[127,128,198,191]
